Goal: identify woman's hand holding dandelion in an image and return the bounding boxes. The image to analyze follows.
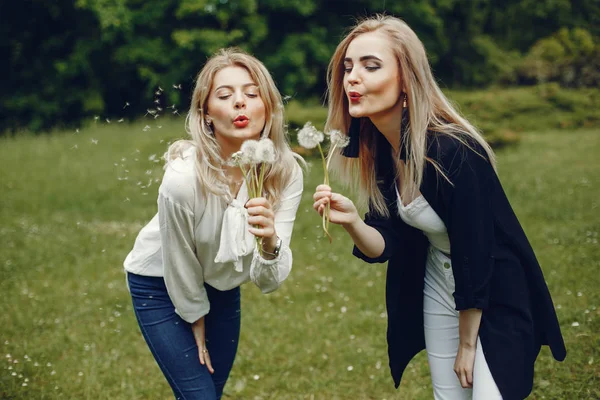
[312,184,359,226]
[246,197,278,259]
[228,138,277,258]
[297,122,349,242]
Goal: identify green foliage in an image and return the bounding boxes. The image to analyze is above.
[448,85,600,145]
[517,28,600,87]
[1,0,599,132]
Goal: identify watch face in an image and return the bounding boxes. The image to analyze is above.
[274,238,282,255]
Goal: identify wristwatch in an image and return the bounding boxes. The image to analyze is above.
[272,236,282,257]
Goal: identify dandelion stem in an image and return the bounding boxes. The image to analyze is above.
[258,163,266,197]
[237,161,263,257]
[325,143,338,173]
[318,143,333,243]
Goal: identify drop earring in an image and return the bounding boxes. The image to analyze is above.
[402,93,407,108]
[204,117,214,135]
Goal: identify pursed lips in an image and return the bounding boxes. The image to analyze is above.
[348,90,362,103]
[233,114,249,127]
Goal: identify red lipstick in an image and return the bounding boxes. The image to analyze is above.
[348,91,362,103]
[233,115,249,128]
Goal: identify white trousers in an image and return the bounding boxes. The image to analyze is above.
[423,247,503,400]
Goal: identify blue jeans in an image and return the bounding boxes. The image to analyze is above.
[127,272,241,400]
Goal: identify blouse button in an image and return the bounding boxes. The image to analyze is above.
[443,262,451,269]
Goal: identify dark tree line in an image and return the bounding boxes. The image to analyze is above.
[1,0,598,132]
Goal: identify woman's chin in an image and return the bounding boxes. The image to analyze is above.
[348,108,366,118]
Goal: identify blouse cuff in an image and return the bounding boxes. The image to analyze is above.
[174,298,210,323]
[250,243,292,294]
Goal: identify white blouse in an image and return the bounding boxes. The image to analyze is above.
[395,185,451,254]
[124,147,304,323]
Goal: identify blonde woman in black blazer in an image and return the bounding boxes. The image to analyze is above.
[313,15,565,400]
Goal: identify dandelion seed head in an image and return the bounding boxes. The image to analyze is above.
[297,122,324,149]
[228,151,245,167]
[240,140,260,164]
[328,129,350,148]
[256,138,276,163]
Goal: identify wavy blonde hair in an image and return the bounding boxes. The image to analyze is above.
[166,48,303,208]
[326,15,496,216]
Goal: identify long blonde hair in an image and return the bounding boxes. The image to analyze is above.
[166,48,302,208]
[326,15,496,216]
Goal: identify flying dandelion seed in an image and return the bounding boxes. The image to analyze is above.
[105,118,111,123]
[154,99,160,104]
[118,118,124,123]
[94,116,99,121]
[91,139,98,145]
[123,102,130,109]
[70,144,78,150]
[173,84,182,90]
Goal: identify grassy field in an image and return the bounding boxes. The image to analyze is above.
[0,116,598,399]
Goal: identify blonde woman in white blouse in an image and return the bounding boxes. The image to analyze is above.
[124,48,304,400]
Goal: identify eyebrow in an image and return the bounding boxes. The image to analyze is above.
[214,83,258,91]
[343,55,383,63]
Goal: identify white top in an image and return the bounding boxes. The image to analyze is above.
[124,147,304,323]
[395,186,451,254]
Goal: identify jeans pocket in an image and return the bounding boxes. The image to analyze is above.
[439,256,455,290]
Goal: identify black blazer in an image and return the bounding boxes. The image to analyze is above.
[352,131,566,400]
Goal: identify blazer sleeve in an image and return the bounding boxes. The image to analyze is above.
[439,139,496,311]
[352,208,401,263]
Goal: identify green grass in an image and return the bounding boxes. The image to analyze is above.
[0,117,598,399]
